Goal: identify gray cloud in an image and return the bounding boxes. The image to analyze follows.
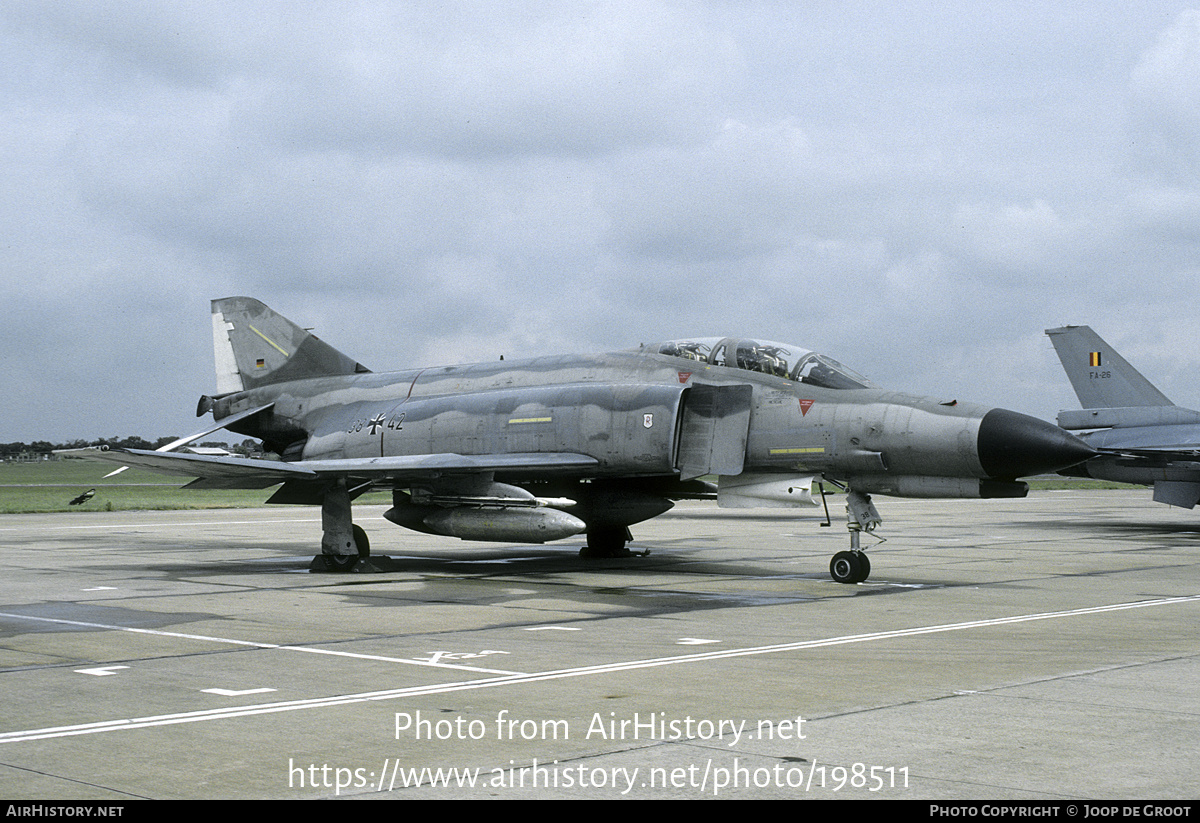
[4,2,1200,442]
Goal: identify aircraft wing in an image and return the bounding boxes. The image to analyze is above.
[58,447,317,488]
[296,453,601,475]
[1059,409,1200,457]
[58,447,600,491]
[1081,432,1200,457]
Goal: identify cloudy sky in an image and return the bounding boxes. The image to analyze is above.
[4,2,1200,442]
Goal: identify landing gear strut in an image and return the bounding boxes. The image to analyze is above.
[829,490,881,584]
[310,478,371,572]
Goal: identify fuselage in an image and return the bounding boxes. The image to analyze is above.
[213,340,1091,499]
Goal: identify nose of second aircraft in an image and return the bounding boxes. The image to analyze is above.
[977,408,1096,479]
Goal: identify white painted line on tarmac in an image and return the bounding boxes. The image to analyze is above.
[0,611,524,676]
[0,518,321,532]
[2,594,1196,744]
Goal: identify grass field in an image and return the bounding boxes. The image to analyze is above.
[0,460,280,513]
[0,459,1140,515]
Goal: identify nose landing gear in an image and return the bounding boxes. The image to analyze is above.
[829,490,881,584]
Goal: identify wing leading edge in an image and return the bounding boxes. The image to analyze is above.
[59,447,600,490]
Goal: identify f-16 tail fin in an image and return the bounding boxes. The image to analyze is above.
[211,297,370,393]
[1045,325,1173,409]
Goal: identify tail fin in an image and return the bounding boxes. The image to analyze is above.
[1045,325,1172,408]
[211,297,370,393]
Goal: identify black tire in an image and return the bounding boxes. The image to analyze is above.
[581,526,628,558]
[830,551,863,584]
[352,524,370,559]
[324,554,358,572]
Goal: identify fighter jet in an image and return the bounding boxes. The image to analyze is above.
[1047,325,1200,509]
[61,297,1093,583]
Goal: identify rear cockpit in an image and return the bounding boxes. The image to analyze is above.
[652,337,877,390]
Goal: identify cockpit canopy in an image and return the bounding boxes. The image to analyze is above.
[654,337,877,390]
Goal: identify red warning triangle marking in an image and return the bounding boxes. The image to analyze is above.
[799,399,814,415]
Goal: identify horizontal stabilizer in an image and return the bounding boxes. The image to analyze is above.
[57,403,275,479]
[166,402,275,448]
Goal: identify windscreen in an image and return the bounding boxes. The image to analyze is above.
[655,337,876,389]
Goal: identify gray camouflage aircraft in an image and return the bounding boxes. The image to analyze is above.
[1047,324,1200,509]
[63,297,1094,583]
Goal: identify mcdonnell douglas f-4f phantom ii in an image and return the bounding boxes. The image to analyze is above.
[64,298,1094,583]
[1048,324,1200,510]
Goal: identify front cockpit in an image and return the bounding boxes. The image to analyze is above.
[652,337,877,390]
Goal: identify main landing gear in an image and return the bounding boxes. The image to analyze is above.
[579,526,649,558]
[309,478,373,572]
[828,490,881,584]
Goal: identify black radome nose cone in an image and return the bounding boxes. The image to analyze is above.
[978,409,1097,478]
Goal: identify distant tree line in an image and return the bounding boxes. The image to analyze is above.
[1,437,264,461]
